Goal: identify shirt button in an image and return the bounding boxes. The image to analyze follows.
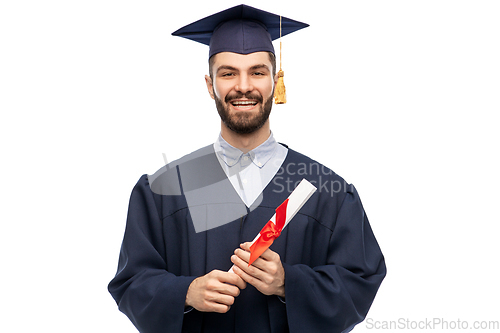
[257,162,262,167]
[242,179,248,184]
[243,156,249,161]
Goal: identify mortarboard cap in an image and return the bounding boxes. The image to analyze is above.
[172,4,309,59]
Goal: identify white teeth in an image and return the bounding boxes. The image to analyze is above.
[232,101,257,106]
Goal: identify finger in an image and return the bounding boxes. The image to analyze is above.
[207,291,236,307]
[231,254,266,281]
[187,276,236,313]
[200,272,238,297]
[204,300,232,314]
[232,275,247,290]
[211,304,231,314]
[231,264,269,294]
[216,283,241,297]
[240,242,252,251]
[257,247,279,261]
[239,242,277,263]
[215,271,247,291]
[234,248,268,271]
[221,273,247,297]
[234,248,250,263]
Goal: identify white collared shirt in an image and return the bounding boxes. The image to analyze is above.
[213,132,288,207]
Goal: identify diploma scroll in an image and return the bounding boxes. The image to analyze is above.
[229,178,317,272]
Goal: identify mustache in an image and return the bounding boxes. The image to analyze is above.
[225,92,263,104]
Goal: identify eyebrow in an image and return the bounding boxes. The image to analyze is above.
[216,65,238,74]
[216,64,270,74]
[249,64,270,72]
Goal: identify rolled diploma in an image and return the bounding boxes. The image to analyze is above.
[228,178,317,272]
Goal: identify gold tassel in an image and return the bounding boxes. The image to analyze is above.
[274,16,286,104]
[274,69,286,104]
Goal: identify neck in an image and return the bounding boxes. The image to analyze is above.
[220,121,271,152]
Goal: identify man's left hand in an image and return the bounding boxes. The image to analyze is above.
[231,242,285,298]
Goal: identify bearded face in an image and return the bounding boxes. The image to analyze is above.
[214,89,273,135]
[207,52,276,135]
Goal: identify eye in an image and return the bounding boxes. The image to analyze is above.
[252,72,265,76]
[221,72,235,77]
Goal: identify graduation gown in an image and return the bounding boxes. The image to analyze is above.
[108,145,386,333]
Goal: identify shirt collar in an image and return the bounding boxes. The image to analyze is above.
[214,132,278,168]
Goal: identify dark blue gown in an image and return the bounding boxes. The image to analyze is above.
[108,145,386,333]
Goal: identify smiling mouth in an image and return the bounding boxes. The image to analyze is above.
[230,100,258,109]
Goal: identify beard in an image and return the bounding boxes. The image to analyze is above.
[214,90,273,135]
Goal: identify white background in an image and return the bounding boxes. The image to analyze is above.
[1,1,499,332]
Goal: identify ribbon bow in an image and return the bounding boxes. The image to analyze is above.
[248,199,289,266]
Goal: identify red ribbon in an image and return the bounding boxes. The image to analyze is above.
[248,199,289,266]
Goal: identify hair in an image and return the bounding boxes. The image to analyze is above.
[208,51,276,80]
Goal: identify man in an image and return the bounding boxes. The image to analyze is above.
[109,5,386,333]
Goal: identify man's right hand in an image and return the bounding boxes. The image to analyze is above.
[185,270,247,313]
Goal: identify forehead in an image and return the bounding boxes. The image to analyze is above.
[212,52,272,71]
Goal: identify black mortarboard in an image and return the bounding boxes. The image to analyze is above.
[171,4,309,59]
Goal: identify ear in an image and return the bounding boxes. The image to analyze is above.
[205,75,215,100]
[274,72,279,87]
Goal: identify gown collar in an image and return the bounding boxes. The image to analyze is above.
[215,132,277,169]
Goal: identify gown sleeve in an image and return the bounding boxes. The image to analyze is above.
[283,185,386,333]
[108,175,195,333]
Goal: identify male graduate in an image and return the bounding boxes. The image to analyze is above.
[108,4,386,333]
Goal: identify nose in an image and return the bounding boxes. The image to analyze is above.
[235,74,253,94]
